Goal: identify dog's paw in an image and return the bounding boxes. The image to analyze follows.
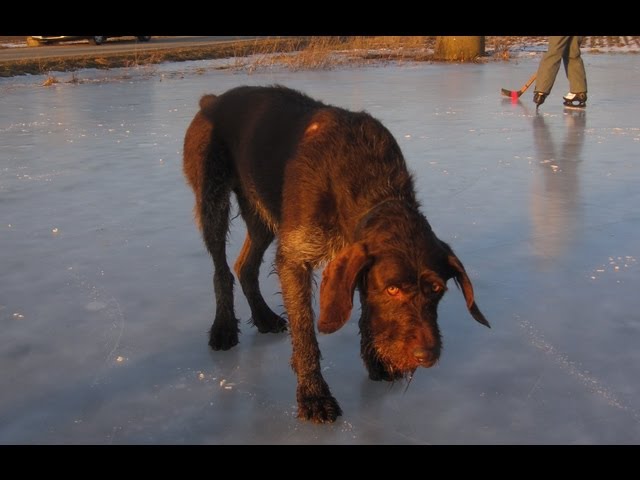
[297,395,343,424]
[208,325,239,351]
[253,311,288,334]
[296,382,343,423]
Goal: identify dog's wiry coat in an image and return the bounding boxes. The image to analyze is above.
[183,85,489,423]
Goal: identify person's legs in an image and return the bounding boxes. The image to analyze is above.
[534,36,572,94]
[562,36,588,107]
[565,36,587,94]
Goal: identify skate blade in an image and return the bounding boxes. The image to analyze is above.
[563,106,587,118]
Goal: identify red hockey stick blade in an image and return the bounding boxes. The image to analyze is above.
[501,72,537,98]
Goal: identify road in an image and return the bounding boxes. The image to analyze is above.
[0,36,257,62]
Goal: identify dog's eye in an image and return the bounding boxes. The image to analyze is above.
[386,286,400,296]
[432,284,443,293]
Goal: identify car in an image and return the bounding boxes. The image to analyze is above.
[26,36,151,46]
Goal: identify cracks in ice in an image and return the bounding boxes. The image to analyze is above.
[66,265,126,386]
[526,374,542,399]
[520,318,640,423]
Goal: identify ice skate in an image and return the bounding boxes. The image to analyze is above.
[563,92,587,108]
[533,91,547,111]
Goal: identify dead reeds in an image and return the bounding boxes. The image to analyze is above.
[235,36,435,71]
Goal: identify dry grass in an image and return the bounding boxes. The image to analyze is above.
[0,37,438,77]
[489,37,516,61]
[0,37,307,77]
[238,36,436,71]
[41,74,59,86]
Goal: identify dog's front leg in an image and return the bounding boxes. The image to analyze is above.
[276,250,342,423]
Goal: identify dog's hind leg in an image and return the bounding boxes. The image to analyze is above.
[200,150,240,351]
[234,193,287,334]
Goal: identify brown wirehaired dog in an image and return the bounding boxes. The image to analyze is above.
[183,85,489,423]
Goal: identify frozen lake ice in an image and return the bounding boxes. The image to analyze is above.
[1,52,639,444]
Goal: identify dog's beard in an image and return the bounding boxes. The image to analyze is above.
[364,341,422,381]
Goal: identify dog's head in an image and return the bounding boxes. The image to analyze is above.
[318,204,488,377]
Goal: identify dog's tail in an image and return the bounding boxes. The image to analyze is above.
[184,94,218,231]
[199,94,218,112]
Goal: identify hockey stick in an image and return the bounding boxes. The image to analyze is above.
[501,72,537,98]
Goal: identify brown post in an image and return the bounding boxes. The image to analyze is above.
[434,36,485,61]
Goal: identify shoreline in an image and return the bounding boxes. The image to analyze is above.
[1,36,638,78]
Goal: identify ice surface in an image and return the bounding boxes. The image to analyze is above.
[1,54,639,444]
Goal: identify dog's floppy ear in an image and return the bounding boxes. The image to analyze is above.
[318,242,372,334]
[441,243,490,328]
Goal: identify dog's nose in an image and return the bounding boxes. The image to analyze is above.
[413,348,437,366]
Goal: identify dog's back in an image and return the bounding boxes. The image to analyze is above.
[193,85,414,233]
[198,86,324,220]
